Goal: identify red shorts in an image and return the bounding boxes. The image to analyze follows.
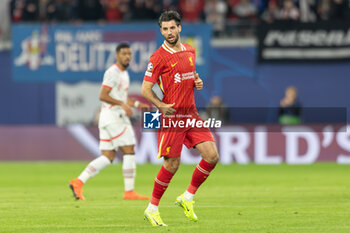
[157,127,215,158]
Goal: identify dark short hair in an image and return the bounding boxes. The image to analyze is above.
[116,43,130,53]
[158,10,181,27]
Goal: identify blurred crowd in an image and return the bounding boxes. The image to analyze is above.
[9,0,350,36]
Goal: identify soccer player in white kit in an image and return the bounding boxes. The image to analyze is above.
[69,43,149,200]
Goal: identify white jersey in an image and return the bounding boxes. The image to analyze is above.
[99,63,130,127]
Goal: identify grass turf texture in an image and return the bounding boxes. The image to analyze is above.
[0,163,350,233]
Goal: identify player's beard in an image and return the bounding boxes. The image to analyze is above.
[121,62,129,69]
[165,33,179,45]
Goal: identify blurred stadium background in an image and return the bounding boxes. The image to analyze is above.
[1,0,350,164]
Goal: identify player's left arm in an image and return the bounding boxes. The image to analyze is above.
[194,73,203,90]
[127,97,150,110]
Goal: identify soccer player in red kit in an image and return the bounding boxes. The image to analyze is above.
[141,11,219,226]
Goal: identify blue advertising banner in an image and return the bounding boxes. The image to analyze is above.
[11,23,211,82]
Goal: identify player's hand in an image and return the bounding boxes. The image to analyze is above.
[122,103,133,117]
[194,73,203,90]
[159,102,176,116]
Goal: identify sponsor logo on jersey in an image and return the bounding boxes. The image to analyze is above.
[174,72,194,83]
[174,73,181,83]
[171,62,178,67]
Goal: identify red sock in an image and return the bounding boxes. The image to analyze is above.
[187,159,216,194]
[150,166,174,206]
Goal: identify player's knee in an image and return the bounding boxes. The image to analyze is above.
[208,152,219,164]
[101,151,116,162]
[120,146,135,155]
[164,157,180,173]
[169,162,180,173]
[103,154,114,162]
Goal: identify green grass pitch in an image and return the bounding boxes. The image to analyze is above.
[0,162,350,232]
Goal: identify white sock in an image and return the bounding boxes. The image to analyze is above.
[123,154,136,191]
[146,203,158,213]
[78,155,111,183]
[183,190,194,202]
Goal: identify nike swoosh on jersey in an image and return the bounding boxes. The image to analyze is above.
[171,62,178,67]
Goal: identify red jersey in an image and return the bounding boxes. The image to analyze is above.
[144,42,197,113]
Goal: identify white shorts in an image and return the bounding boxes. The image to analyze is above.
[99,123,136,150]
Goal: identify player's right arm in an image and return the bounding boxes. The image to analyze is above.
[142,54,175,115]
[141,81,175,115]
[100,69,133,117]
[99,87,133,117]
